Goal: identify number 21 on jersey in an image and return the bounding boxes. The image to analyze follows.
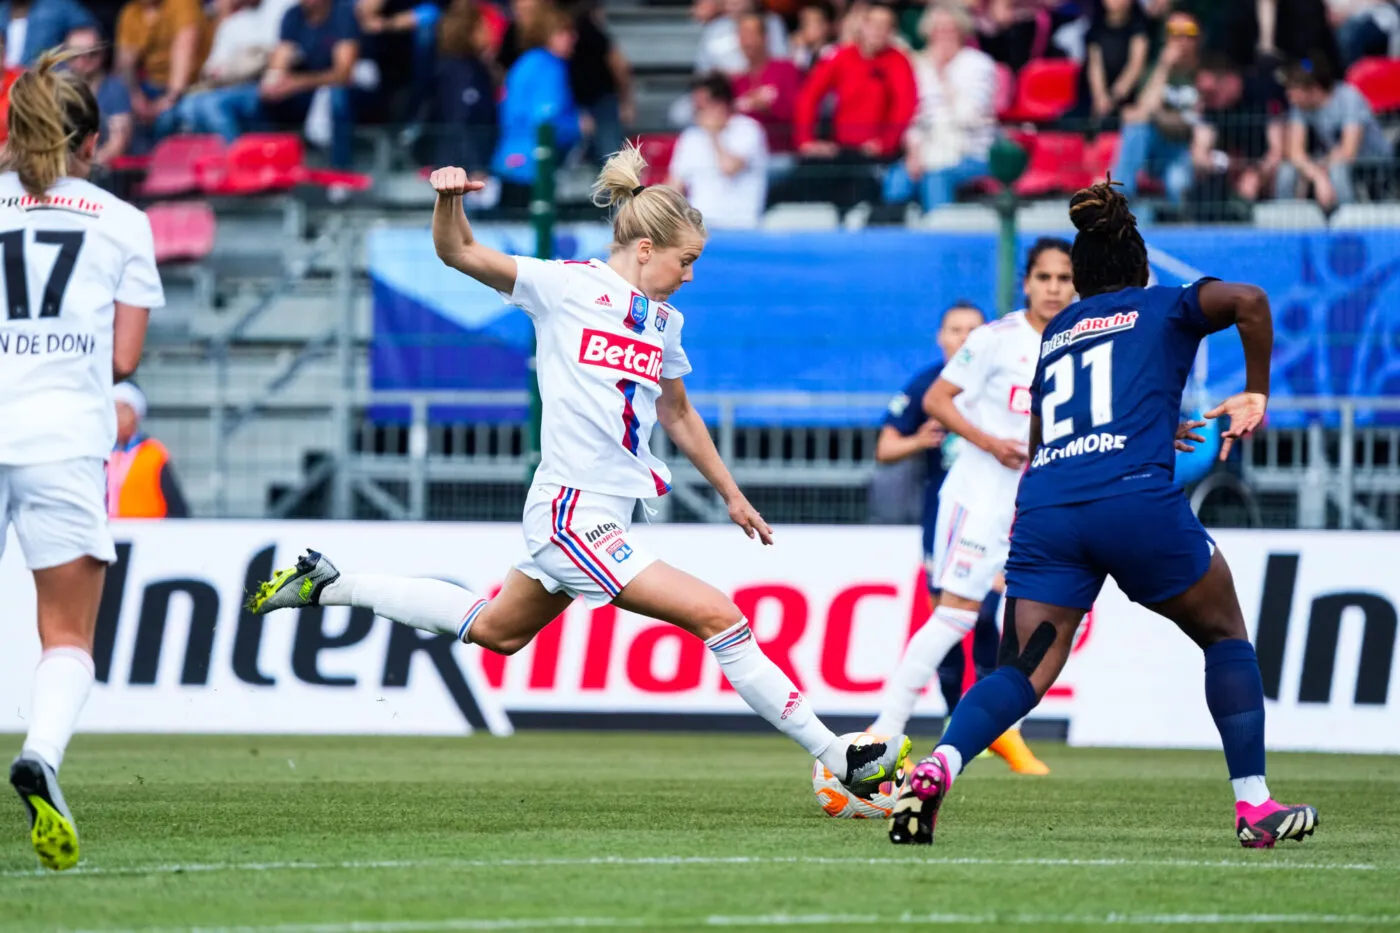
[1040,342,1113,443]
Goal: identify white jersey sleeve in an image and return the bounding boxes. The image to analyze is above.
[504,256,572,320]
[939,323,997,401]
[115,212,164,308]
[659,306,691,379]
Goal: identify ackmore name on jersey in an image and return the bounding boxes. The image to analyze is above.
[1031,431,1129,468]
[578,329,665,384]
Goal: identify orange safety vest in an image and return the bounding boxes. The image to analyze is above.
[108,437,172,519]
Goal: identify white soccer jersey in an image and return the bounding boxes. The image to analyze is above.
[938,310,1039,504]
[0,174,165,465]
[503,257,692,499]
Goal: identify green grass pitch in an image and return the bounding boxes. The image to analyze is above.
[0,733,1395,933]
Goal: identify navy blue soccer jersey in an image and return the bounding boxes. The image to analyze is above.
[883,363,947,552]
[1016,279,1226,513]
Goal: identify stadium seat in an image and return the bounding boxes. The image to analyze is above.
[916,203,1000,231]
[148,201,217,264]
[1346,57,1400,114]
[138,135,228,198]
[1083,132,1121,183]
[1252,200,1327,229]
[993,63,1016,119]
[1013,132,1089,197]
[199,133,305,195]
[636,133,679,187]
[1330,203,1400,229]
[1001,60,1080,123]
[1016,200,1075,232]
[761,202,840,230]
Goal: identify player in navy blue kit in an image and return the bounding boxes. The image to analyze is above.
[889,178,1319,849]
[873,302,1007,733]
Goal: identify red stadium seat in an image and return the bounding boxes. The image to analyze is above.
[148,201,217,264]
[139,135,228,198]
[1013,131,1089,197]
[1001,60,1081,123]
[1346,57,1400,114]
[199,133,305,195]
[636,133,679,187]
[1084,132,1121,183]
[993,63,1016,119]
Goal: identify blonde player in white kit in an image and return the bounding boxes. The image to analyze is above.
[2,50,164,871]
[871,241,1073,772]
[246,145,910,794]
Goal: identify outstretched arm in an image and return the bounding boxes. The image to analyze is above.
[657,376,774,544]
[429,167,519,294]
[1199,280,1274,459]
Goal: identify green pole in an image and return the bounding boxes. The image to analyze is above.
[526,122,556,477]
[987,137,1029,320]
[995,188,1017,320]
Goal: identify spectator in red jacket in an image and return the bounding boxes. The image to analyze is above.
[776,2,915,214]
[731,10,800,153]
[794,2,914,160]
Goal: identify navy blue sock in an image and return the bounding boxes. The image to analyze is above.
[938,666,1038,770]
[972,592,1002,680]
[936,644,965,715]
[1203,638,1267,779]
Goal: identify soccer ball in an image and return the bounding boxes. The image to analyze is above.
[810,732,907,820]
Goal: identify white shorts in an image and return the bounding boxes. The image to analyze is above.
[515,483,657,607]
[930,490,1013,602]
[0,458,115,570]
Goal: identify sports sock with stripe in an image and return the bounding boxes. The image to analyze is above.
[319,574,485,641]
[871,605,978,737]
[1203,638,1271,805]
[22,646,95,771]
[935,666,1038,777]
[706,618,846,774]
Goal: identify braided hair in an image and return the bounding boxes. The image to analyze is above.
[1067,175,1149,298]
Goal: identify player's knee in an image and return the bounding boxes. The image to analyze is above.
[468,614,529,656]
[691,596,743,641]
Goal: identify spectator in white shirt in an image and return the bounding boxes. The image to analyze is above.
[160,0,294,139]
[883,4,998,211]
[667,71,768,230]
[693,0,785,76]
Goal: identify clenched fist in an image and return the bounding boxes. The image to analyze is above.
[428,166,484,197]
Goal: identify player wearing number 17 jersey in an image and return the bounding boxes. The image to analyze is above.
[890,178,1318,849]
[4,51,164,871]
[246,144,909,796]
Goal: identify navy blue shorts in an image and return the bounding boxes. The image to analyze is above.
[1004,482,1214,610]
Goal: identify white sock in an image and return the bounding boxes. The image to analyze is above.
[871,606,979,736]
[320,574,486,641]
[706,618,844,770]
[933,743,964,781]
[1231,775,1271,807]
[22,647,95,771]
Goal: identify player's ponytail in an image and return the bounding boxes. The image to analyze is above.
[1067,175,1149,298]
[2,46,101,198]
[592,142,706,250]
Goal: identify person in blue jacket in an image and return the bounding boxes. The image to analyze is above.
[492,5,581,208]
[0,0,94,67]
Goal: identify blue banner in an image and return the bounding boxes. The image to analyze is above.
[369,225,1400,426]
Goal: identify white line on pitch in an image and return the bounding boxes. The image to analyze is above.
[71,912,1400,933]
[1,854,1382,880]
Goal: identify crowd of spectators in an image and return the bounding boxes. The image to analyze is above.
[666,0,1400,224]
[0,0,1391,217]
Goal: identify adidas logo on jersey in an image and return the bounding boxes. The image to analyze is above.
[595,294,612,307]
[579,328,664,384]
